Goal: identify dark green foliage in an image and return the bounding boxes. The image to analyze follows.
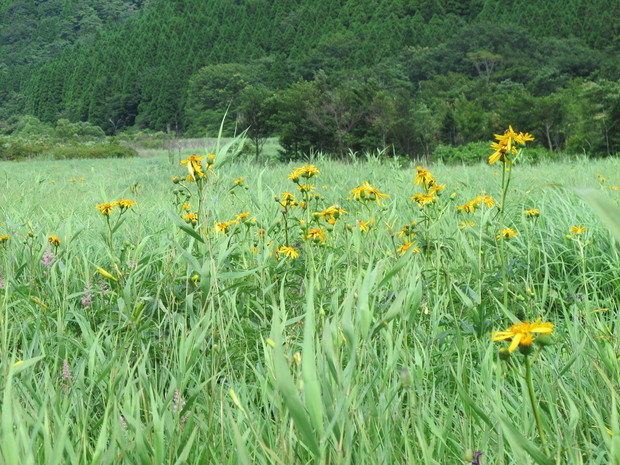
[0,0,618,159]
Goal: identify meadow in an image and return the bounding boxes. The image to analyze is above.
[0,135,619,464]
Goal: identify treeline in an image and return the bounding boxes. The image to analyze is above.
[0,0,618,158]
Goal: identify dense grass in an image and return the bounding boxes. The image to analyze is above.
[1,148,619,464]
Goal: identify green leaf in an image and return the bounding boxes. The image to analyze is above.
[167,209,204,243]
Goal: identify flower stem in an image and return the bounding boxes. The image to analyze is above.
[524,355,551,457]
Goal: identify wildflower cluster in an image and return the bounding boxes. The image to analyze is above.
[489,125,534,165]
[96,199,136,216]
[180,153,215,182]
[349,181,390,205]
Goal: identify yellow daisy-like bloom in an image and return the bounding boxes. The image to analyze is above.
[288,164,320,181]
[397,241,420,255]
[524,208,540,217]
[297,184,315,193]
[497,228,518,240]
[171,176,180,184]
[358,219,374,232]
[429,183,445,195]
[181,203,191,211]
[414,166,435,188]
[0,234,9,242]
[180,154,207,179]
[349,182,390,205]
[214,219,238,234]
[318,205,347,221]
[410,192,436,206]
[305,227,326,244]
[96,202,115,216]
[399,222,417,238]
[116,199,136,210]
[182,213,198,225]
[569,225,587,235]
[234,177,244,185]
[48,235,61,247]
[459,221,475,229]
[456,201,476,214]
[277,192,297,208]
[489,126,534,165]
[276,245,299,259]
[482,195,495,208]
[492,318,554,353]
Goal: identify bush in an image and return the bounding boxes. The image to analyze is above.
[433,141,564,165]
[50,142,137,159]
[0,137,137,161]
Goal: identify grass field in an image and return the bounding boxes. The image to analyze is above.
[1,143,619,464]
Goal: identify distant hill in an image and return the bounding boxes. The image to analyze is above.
[1,0,618,156]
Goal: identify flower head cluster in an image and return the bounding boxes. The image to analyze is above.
[349,182,390,205]
[524,208,540,217]
[497,228,518,240]
[276,245,299,259]
[288,165,319,182]
[566,225,587,239]
[96,199,136,216]
[182,212,198,225]
[492,318,554,353]
[48,235,61,247]
[315,205,347,226]
[397,241,420,256]
[489,126,534,165]
[304,227,327,244]
[180,154,215,182]
[456,195,495,214]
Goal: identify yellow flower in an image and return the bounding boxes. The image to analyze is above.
[397,241,420,255]
[459,221,475,229]
[429,183,445,195]
[234,177,244,185]
[482,195,495,208]
[414,166,435,188]
[318,205,347,221]
[180,154,207,179]
[171,176,180,184]
[358,219,374,232]
[524,209,540,217]
[399,222,417,238]
[96,202,115,216]
[305,227,326,243]
[0,234,9,242]
[116,199,136,210]
[181,203,191,211]
[492,318,554,353]
[214,219,238,234]
[297,184,315,193]
[570,225,587,235]
[349,182,389,205]
[456,201,476,213]
[489,126,534,165]
[289,165,320,181]
[410,192,436,206]
[48,235,61,247]
[497,228,518,240]
[182,212,198,225]
[277,192,297,208]
[276,245,299,259]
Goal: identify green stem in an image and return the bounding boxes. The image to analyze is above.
[524,355,551,457]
